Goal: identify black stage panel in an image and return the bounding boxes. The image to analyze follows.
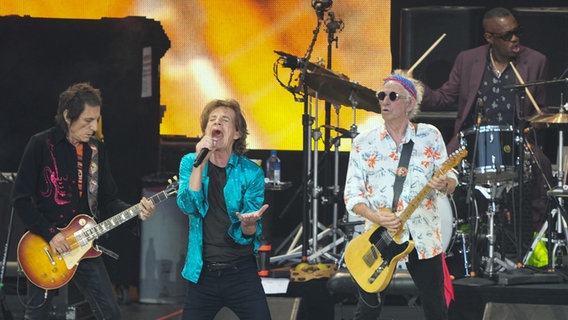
[449,277,568,320]
[399,6,486,94]
[0,15,170,288]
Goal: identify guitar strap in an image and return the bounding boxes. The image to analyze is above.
[390,124,416,211]
[87,138,99,220]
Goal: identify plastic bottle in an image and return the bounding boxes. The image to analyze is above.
[266,150,281,184]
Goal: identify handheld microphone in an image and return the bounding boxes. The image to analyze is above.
[193,148,210,167]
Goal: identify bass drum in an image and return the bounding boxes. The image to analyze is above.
[438,194,455,253]
[438,186,482,278]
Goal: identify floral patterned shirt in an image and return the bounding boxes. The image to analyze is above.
[344,122,457,260]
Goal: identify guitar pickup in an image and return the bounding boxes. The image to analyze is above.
[44,247,56,265]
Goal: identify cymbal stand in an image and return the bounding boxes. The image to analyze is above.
[307,98,348,263]
[311,96,323,256]
[522,119,568,270]
[271,95,347,265]
[329,103,343,255]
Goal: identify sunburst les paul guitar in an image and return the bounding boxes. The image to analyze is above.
[344,147,466,293]
[17,177,179,290]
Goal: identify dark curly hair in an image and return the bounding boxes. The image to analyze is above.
[54,82,102,133]
[200,99,249,155]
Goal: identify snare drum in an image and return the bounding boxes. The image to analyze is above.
[459,125,520,184]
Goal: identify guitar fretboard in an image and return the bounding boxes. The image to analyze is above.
[82,187,176,242]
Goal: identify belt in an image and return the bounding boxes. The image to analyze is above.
[205,257,251,272]
[206,262,236,272]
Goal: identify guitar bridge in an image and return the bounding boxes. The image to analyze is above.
[368,260,388,283]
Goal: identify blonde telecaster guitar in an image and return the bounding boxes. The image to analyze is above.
[344,148,466,293]
[17,178,178,290]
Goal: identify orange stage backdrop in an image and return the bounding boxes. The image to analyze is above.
[0,0,391,151]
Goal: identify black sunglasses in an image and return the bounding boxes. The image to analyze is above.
[487,27,523,41]
[376,91,406,102]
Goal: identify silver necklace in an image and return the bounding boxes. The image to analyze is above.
[489,49,504,79]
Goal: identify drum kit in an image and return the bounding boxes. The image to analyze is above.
[447,99,568,280]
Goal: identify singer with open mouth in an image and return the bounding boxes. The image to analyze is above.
[176,99,271,320]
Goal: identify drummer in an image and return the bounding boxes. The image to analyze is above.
[412,7,554,233]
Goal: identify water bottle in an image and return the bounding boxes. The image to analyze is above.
[266,150,281,184]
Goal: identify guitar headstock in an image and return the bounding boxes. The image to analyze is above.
[165,176,179,197]
[445,146,467,170]
[435,146,467,177]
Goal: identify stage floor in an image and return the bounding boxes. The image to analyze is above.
[3,267,568,319]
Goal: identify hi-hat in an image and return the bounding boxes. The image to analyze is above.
[303,72,378,113]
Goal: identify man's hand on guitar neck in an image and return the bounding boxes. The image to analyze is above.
[352,203,401,233]
[138,197,156,221]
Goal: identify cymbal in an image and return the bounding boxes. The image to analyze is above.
[303,72,379,113]
[529,112,568,125]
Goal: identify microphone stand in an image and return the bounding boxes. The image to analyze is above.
[466,98,482,276]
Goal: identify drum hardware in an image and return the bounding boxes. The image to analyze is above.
[271,3,365,266]
[458,121,521,277]
[303,72,377,113]
[480,184,517,278]
[503,77,568,91]
[522,107,568,271]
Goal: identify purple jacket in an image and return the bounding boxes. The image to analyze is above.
[422,44,549,152]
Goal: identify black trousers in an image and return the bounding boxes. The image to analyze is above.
[353,250,447,320]
[24,257,120,320]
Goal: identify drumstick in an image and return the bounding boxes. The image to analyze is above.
[509,62,543,115]
[408,33,447,74]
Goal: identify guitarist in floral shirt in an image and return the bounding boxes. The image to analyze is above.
[344,71,458,320]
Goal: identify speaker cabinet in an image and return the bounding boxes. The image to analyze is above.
[139,174,188,304]
[213,297,301,320]
[400,6,486,93]
[512,7,568,108]
[0,176,26,263]
[483,302,568,320]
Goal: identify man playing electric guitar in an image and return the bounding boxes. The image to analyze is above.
[11,83,156,320]
[344,71,458,320]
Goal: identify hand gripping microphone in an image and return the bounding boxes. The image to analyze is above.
[193,148,210,167]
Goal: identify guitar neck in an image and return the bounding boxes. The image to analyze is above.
[83,190,171,241]
[393,167,450,237]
